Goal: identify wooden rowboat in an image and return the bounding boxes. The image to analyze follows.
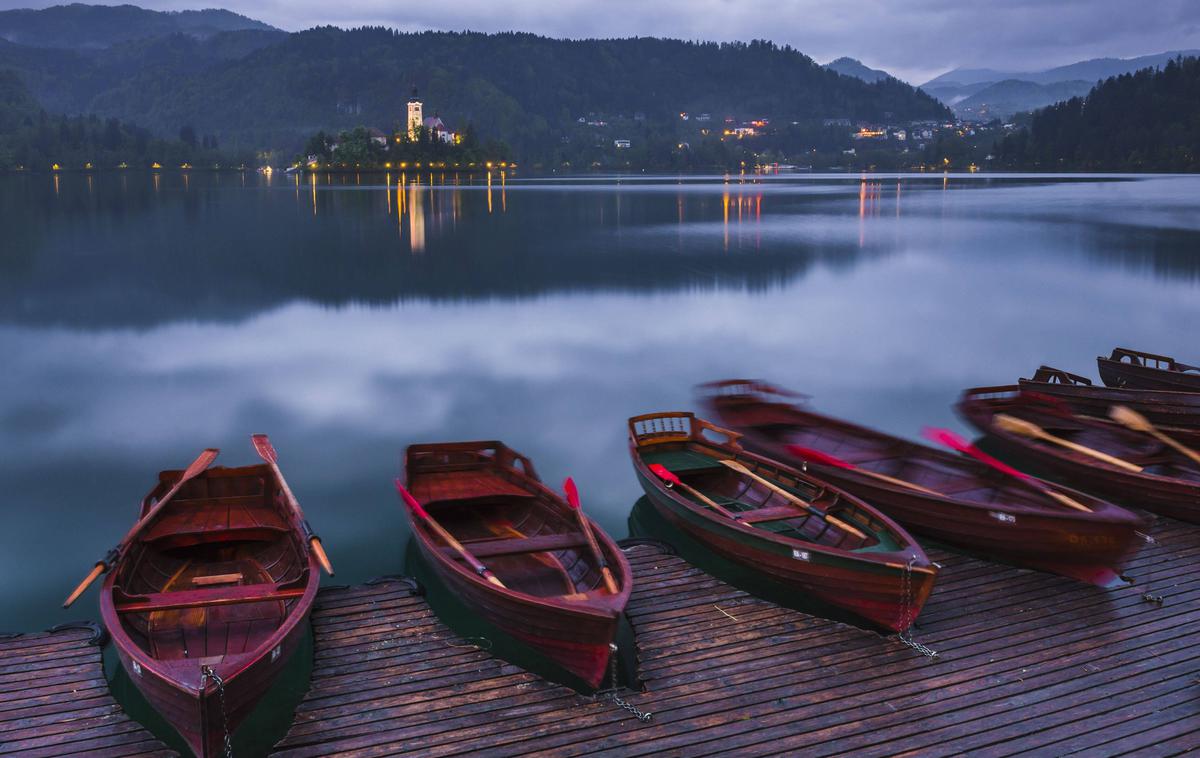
[1098,348,1200,392]
[1020,365,1200,431]
[628,411,937,632]
[700,380,1148,587]
[957,386,1200,523]
[98,449,321,758]
[402,441,631,689]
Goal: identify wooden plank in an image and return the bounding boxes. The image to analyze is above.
[0,629,173,757]
[259,518,1200,757]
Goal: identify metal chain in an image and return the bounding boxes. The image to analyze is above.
[201,665,233,758]
[896,558,939,659]
[603,643,652,722]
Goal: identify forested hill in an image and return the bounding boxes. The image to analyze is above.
[996,57,1200,171]
[0,23,949,158]
[0,4,276,48]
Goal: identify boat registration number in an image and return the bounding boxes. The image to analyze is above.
[989,511,1017,524]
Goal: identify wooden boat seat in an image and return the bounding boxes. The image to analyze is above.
[192,573,244,586]
[412,470,535,504]
[640,450,727,474]
[114,582,306,614]
[735,505,810,524]
[445,533,589,559]
[141,496,290,546]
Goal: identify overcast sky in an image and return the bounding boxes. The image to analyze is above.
[5,0,1200,83]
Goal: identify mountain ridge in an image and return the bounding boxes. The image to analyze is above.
[823,57,895,83]
[0,3,277,49]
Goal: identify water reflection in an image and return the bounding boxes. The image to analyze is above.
[1,173,1199,633]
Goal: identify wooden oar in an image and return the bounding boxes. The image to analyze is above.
[251,434,334,576]
[992,413,1143,472]
[394,480,506,588]
[1109,405,1200,468]
[647,464,740,520]
[922,427,1092,513]
[563,478,619,595]
[719,459,867,539]
[64,447,219,608]
[785,444,941,496]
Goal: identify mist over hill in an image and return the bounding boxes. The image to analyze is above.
[923,49,1200,119]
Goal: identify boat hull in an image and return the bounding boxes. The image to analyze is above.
[1021,370,1200,431]
[97,459,321,758]
[105,600,311,757]
[957,390,1200,524]
[1099,355,1200,392]
[403,440,631,690]
[751,458,1140,587]
[412,527,621,688]
[703,386,1147,586]
[631,465,934,633]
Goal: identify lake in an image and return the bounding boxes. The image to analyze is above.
[3,170,1198,633]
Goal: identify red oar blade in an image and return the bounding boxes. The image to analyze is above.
[921,426,971,453]
[784,444,853,470]
[393,479,429,519]
[563,477,581,510]
[180,448,219,483]
[922,426,1031,481]
[648,463,682,486]
[251,434,277,464]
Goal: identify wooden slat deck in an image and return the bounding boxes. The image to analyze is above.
[272,517,1200,756]
[0,626,174,757]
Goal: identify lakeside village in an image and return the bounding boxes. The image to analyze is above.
[9,88,1010,174]
[300,93,1006,173]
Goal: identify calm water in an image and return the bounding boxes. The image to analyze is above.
[3,170,1199,633]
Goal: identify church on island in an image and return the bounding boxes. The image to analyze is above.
[405,88,458,144]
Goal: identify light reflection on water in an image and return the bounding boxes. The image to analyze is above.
[1,172,1198,635]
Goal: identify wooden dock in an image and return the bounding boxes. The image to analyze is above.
[3,518,1196,756]
[272,516,1200,756]
[0,624,173,757]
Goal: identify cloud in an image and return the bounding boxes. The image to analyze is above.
[11,0,1197,83]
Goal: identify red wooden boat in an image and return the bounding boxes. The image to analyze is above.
[1098,348,1200,392]
[401,441,632,689]
[628,411,937,632]
[95,443,323,758]
[1020,365,1200,431]
[700,381,1148,587]
[957,386,1200,523]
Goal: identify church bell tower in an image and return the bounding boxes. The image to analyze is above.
[407,87,423,140]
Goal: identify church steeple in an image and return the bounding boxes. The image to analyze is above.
[406,86,423,140]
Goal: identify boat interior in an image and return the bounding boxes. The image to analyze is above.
[113,467,310,669]
[407,444,613,600]
[643,438,902,551]
[984,402,1200,482]
[748,415,1063,510]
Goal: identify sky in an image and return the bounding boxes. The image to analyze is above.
[4,0,1200,83]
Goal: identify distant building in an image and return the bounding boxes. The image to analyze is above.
[423,115,457,144]
[614,139,631,149]
[367,127,388,146]
[407,87,423,140]
[695,113,712,122]
[852,127,886,140]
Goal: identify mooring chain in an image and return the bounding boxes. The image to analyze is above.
[201,665,234,758]
[603,643,652,722]
[896,558,939,659]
